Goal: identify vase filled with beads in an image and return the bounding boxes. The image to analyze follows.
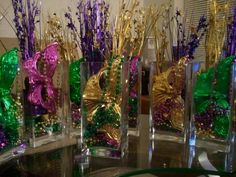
[185,58,236,172]
[80,59,129,159]
[127,56,142,134]
[22,42,65,147]
[0,48,26,163]
[11,0,66,147]
[149,7,208,143]
[184,3,236,172]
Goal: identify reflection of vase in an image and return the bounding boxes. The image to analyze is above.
[81,60,129,158]
[150,58,187,142]
[128,56,141,133]
[185,58,236,172]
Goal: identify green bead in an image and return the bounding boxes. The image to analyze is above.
[213,115,229,138]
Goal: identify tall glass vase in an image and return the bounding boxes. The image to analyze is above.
[80,59,129,159]
[23,43,65,147]
[128,57,142,135]
[185,58,236,172]
[68,58,85,137]
[150,59,187,143]
[0,48,26,163]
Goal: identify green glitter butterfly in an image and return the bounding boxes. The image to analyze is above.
[0,48,20,147]
[194,56,234,139]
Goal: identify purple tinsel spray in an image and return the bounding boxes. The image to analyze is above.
[226,8,236,57]
[12,0,40,60]
[65,0,112,64]
[173,10,208,61]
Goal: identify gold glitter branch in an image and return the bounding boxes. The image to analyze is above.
[36,14,79,63]
[113,0,140,56]
[151,2,172,75]
[113,0,161,58]
[205,0,229,69]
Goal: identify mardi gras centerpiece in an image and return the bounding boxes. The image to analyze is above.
[12,0,64,147]
[150,5,208,138]
[0,48,24,157]
[42,13,80,137]
[189,2,236,142]
[66,0,149,158]
[127,5,160,131]
[66,0,155,136]
[65,0,111,132]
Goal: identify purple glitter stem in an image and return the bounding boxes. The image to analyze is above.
[186,15,208,59]
[66,0,112,64]
[226,8,236,57]
[173,10,207,60]
[12,0,40,60]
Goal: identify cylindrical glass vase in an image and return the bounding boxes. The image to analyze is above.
[23,43,65,147]
[185,58,236,172]
[0,48,26,163]
[80,59,129,159]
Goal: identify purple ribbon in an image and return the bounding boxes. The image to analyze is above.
[23,42,58,113]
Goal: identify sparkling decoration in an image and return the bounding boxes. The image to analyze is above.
[69,59,85,128]
[12,0,40,60]
[23,42,59,113]
[194,56,234,139]
[226,8,236,57]
[83,56,124,148]
[152,57,187,131]
[205,0,229,69]
[0,48,21,151]
[71,103,81,129]
[69,58,85,105]
[81,0,155,151]
[128,56,140,127]
[151,8,208,132]
[33,115,62,137]
[65,0,112,64]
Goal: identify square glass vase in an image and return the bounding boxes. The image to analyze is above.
[68,59,85,137]
[149,60,187,143]
[185,59,236,172]
[80,60,129,159]
[23,44,65,147]
[128,57,142,136]
[0,49,26,163]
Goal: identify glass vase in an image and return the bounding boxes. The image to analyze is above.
[68,58,85,137]
[149,59,186,143]
[185,58,236,172]
[80,60,129,159]
[0,48,26,163]
[128,57,142,135]
[23,43,65,147]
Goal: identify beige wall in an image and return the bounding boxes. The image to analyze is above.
[0,0,183,53]
[0,0,123,38]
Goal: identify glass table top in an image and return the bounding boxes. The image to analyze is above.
[0,115,235,177]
